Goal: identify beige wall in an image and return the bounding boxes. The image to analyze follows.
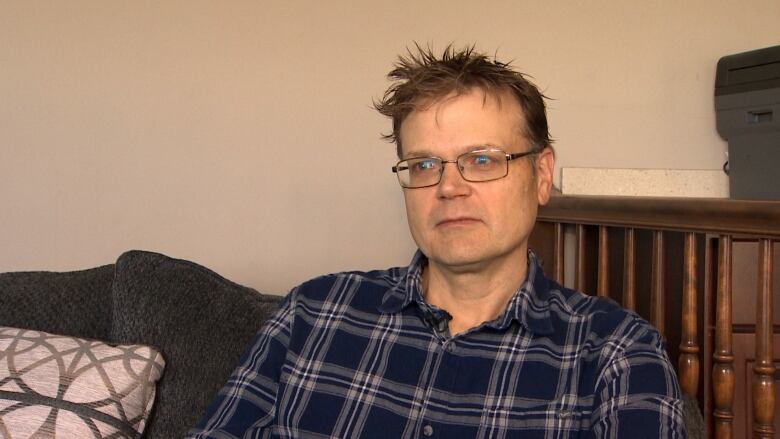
[2,1,779,293]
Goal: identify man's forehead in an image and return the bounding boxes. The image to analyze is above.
[412,87,515,113]
[399,88,527,156]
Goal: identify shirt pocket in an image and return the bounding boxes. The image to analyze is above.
[477,394,588,437]
[545,393,588,433]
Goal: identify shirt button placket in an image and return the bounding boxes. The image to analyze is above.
[422,424,434,437]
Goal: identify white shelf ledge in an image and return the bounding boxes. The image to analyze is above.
[561,168,729,198]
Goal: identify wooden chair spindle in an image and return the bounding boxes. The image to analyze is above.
[575,224,586,293]
[597,226,609,297]
[554,222,565,285]
[623,228,636,311]
[679,232,700,398]
[713,235,734,439]
[752,238,774,438]
[651,230,666,334]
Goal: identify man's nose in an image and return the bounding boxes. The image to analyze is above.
[436,162,470,198]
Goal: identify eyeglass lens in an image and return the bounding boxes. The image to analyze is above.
[397,150,509,188]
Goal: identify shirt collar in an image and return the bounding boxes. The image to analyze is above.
[378,250,426,313]
[378,249,555,336]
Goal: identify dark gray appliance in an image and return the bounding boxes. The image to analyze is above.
[715,44,780,200]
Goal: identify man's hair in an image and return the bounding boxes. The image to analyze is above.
[374,44,553,159]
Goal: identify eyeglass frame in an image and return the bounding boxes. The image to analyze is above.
[391,147,543,189]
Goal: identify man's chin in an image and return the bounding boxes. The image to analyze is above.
[423,243,528,275]
[427,252,492,274]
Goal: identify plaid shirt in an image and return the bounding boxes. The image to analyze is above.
[189,251,686,438]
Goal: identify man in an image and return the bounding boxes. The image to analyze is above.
[189,46,686,438]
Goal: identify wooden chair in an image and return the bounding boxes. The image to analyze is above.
[530,195,780,438]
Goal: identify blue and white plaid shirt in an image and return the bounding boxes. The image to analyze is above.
[189,250,686,438]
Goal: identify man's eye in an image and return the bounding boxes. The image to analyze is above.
[471,155,493,166]
[413,160,437,171]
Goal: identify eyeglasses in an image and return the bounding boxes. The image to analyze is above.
[391,147,540,189]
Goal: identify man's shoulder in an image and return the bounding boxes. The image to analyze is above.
[545,283,664,352]
[290,265,406,306]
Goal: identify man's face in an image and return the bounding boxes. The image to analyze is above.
[399,88,554,273]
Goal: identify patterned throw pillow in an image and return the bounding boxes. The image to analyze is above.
[0,326,165,438]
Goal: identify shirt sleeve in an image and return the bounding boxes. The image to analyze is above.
[589,322,688,438]
[186,290,296,438]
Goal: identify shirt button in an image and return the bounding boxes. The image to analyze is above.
[422,424,434,436]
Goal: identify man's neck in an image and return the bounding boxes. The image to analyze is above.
[422,251,529,336]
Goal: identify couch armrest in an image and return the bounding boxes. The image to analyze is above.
[0,264,115,340]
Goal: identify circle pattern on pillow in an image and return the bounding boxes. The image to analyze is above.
[0,326,165,438]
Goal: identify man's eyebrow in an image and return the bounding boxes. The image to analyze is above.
[404,144,503,159]
[469,143,503,151]
[403,149,436,159]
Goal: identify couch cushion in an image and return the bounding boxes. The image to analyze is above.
[0,265,115,341]
[0,326,164,438]
[110,250,283,439]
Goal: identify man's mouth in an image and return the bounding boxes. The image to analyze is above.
[436,217,481,227]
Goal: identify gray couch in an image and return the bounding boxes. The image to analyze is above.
[0,250,283,438]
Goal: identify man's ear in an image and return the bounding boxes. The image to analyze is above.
[535,147,555,206]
